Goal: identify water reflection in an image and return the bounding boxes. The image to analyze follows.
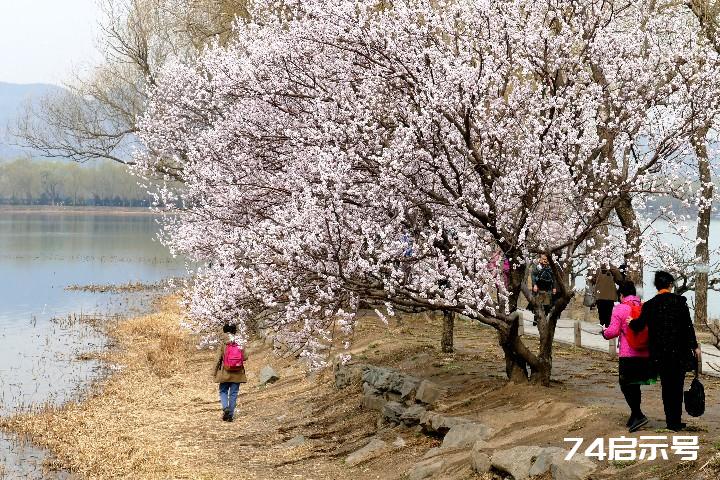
[0,210,185,479]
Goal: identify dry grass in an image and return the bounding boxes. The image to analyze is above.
[3,297,720,480]
[0,297,401,479]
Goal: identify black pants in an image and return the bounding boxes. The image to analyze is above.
[660,370,686,430]
[620,383,643,417]
[596,299,614,327]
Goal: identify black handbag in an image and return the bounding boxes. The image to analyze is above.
[684,363,705,417]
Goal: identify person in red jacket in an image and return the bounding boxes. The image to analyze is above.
[602,281,656,432]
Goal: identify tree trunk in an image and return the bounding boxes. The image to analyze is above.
[441,310,454,353]
[692,128,713,328]
[615,195,644,286]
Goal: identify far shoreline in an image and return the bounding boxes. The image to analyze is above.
[0,205,157,216]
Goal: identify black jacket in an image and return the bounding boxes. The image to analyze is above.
[630,292,698,372]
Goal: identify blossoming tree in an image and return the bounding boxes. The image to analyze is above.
[137,0,720,384]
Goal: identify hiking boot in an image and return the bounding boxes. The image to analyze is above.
[222,408,231,422]
[629,415,648,432]
[668,422,686,432]
[626,414,635,427]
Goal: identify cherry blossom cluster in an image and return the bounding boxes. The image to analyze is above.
[135,0,720,370]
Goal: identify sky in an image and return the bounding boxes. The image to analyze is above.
[0,0,100,85]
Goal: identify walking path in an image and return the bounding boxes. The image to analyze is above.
[516,309,720,378]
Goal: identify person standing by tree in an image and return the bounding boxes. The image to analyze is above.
[531,254,556,321]
[589,265,623,327]
[628,271,700,431]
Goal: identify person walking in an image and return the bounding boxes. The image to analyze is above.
[589,265,623,327]
[531,254,556,319]
[602,281,656,432]
[628,271,700,431]
[212,324,248,422]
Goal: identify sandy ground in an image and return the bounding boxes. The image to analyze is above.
[2,298,720,479]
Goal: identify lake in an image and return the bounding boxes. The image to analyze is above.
[0,210,186,479]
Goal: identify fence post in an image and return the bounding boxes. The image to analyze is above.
[609,337,617,359]
[698,348,703,375]
[574,321,581,347]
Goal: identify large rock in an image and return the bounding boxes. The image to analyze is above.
[334,363,366,389]
[361,382,387,410]
[408,451,472,480]
[415,380,444,405]
[399,377,421,401]
[400,404,427,426]
[346,438,388,466]
[471,451,491,473]
[528,447,565,476]
[551,456,596,480]
[420,412,471,435]
[408,459,443,480]
[441,423,492,449]
[362,366,420,397]
[490,445,544,480]
[258,365,280,385]
[382,401,406,423]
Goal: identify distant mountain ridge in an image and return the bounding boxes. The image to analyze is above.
[0,81,65,159]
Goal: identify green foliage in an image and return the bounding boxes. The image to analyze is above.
[0,158,149,206]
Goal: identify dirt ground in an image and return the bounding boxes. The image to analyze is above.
[2,297,720,479]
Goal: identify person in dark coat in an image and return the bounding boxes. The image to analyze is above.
[628,271,700,431]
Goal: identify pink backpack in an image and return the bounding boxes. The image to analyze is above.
[223,342,244,371]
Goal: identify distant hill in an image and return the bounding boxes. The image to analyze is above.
[0,82,65,159]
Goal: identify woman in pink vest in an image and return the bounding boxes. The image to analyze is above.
[601,281,656,432]
[212,324,248,422]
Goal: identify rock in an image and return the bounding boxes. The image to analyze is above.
[399,377,421,401]
[408,459,443,480]
[362,366,401,392]
[422,447,443,460]
[441,423,492,449]
[420,412,471,435]
[362,392,386,411]
[258,365,280,385]
[346,438,388,466]
[471,451,491,473]
[550,456,596,480]
[408,451,472,480]
[528,447,565,476]
[393,436,406,448]
[416,380,444,405]
[334,363,365,389]
[362,366,419,396]
[382,401,406,423]
[283,435,306,447]
[490,445,543,480]
[361,381,387,411]
[400,404,426,426]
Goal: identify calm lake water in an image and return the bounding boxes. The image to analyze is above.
[0,210,186,479]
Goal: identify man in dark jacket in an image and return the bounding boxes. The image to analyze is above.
[629,271,700,431]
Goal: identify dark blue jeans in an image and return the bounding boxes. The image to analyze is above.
[219,382,240,417]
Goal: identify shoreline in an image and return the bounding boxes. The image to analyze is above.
[3,299,720,479]
[0,205,156,215]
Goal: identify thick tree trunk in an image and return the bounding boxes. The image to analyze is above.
[615,195,644,286]
[692,129,713,328]
[441,310,454,353]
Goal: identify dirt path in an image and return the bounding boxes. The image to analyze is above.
[2,299,720,479]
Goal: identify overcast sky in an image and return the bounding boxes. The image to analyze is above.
[0,0,100,85]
